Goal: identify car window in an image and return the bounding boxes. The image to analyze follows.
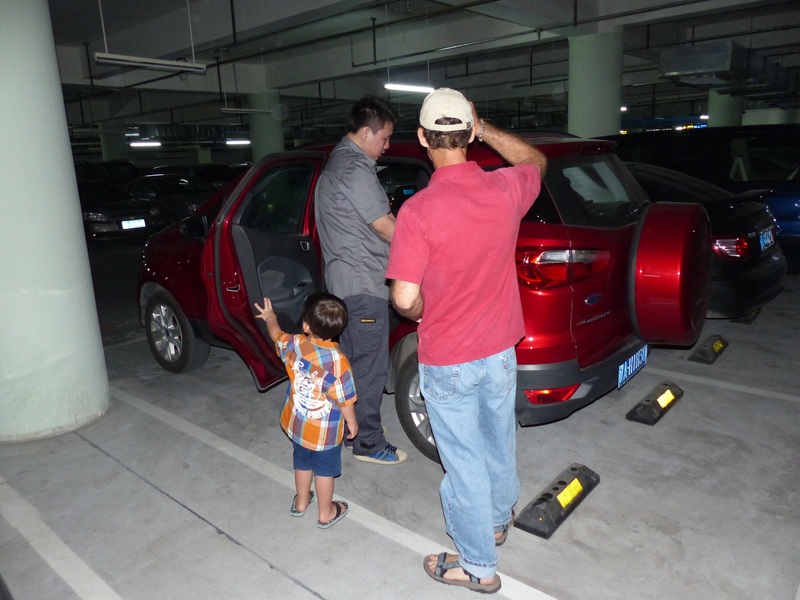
[729,134,800,182]
[239,161,314,233]
[544,154,649,227]
[627,164,733,205]
[377,159,432,214]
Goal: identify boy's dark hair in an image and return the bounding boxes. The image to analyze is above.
[302,292,348,340]
[347,96,399,135]
[422,117,472,150]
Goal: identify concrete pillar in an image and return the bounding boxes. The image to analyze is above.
[0,0,109,441]
[707,90,743,127]
[99,121,129,161]
[742,107,792,125]
[247,91,285,161]
[189,145,212,163]
[567,32,623,138]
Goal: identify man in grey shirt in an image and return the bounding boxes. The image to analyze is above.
[314,96,407,465]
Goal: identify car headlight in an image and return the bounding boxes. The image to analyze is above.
[83,211,110,222]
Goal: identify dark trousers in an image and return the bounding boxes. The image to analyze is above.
[339,294,389,455]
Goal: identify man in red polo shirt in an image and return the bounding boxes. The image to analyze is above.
[387,88,546,594]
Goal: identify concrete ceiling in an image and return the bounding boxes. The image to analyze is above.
[48,0,800,146]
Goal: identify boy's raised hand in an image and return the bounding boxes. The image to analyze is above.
[253,298,274,322]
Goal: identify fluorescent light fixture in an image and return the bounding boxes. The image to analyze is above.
[220,108,274,115]
[384,83,435,94]
[226,140,251,146]
[94,52,206,74]
[130,140,161,148]
[700,114,710,120]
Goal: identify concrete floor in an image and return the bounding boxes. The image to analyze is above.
[1,239,799,600]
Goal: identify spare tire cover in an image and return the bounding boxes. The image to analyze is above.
[629,202,711,346]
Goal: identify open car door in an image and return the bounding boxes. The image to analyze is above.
[201,152,326,390]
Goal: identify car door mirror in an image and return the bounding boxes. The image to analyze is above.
[179,214,210,239]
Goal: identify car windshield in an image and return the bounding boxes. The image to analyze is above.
[539,154,649,227]
[78,180,131,203]
[156,176,215,194]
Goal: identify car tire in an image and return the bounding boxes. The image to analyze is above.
[629,202,711,346]
[145,292,210,373]
[394,353,441,464]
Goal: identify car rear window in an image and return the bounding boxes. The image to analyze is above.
[536,154,649,227]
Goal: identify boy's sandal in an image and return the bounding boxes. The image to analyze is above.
[317,500,349,529]
[495,509,515,546]
[423,552,501,594]
[289,491,315,517]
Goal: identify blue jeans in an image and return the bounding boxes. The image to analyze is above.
[419,347,520,579]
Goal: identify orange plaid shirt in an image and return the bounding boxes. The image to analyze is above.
[274,331,357,451]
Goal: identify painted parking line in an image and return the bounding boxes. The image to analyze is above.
[114,385,560,600]
[646,367,800,404]
[0,476,124,600]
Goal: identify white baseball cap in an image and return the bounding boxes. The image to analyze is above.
[419,88,474,131]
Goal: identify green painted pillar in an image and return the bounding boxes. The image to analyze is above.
[99,121,129,162]
[247,91,285,161]
[0,0,109,441]
[708,90,743,127]
[567,32,623,138]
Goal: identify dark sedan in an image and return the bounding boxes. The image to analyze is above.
[627,162,786,319]
[124,174,217,220]
[78,179,169,241]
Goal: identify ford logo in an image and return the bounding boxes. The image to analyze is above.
[584,293,602,306]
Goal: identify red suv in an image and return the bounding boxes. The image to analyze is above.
[137,134,711,462]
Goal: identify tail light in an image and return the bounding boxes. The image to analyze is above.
[524,385,581,405]
[713,235,750,260]
[516,249,610,290]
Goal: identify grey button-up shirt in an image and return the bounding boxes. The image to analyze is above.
[314,137,391,300]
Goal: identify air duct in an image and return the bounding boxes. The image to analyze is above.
[659,41,797,100]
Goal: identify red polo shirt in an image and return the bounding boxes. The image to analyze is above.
[386,160,540,366]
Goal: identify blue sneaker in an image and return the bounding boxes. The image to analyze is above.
[345,425,388,449]
[353,443,408,465]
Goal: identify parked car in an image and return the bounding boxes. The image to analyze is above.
[230,162,253,177]
[150,163,237,189]
[78,179,168,241]
[124,173,217,220]
[626,162,786,319]
[137,136,711,462]
[75,159,139,186]
[604,125,800,273]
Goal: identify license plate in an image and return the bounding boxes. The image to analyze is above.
[618,346,648,388]
[121,219,146,230]
[759,228,774,252]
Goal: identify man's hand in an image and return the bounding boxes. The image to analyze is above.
[370,212,396,243]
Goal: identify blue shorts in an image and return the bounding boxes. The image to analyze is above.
[292,441,342,478]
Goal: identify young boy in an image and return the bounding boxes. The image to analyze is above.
[254,292,358,529]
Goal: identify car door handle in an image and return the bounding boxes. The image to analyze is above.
[226,285,241,292]
[299,240,311,252]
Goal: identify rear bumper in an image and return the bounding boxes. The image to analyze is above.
[515,337,647,426]
[707,252,786,318]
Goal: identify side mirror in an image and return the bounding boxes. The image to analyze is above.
[179,214,209,239]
